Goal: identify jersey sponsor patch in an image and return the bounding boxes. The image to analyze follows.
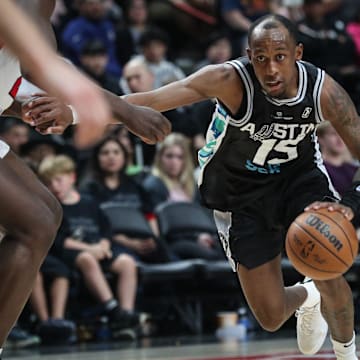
[245,159,281,174]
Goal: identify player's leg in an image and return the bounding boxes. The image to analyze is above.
[285,169,357,358]
[214,209,307,331]
[236,254,307,331]
[0,147,62,345]
[315,277,356,341]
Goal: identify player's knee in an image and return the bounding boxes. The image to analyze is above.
[257,317,282,332]
[16,201,62,253]
[37,203,62,246]
[42,190,63,229]
[50,196,63,229]
[252,305,284,332]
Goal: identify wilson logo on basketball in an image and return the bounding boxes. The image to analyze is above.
[305,214,343,251]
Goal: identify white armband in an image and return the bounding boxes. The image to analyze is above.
[67,105,79,125]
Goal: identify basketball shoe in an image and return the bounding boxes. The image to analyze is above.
[295,277,328,355]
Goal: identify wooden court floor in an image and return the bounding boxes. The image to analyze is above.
[6,335,359,360]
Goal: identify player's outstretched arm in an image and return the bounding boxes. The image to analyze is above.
[123,63,243,114]
[22,63,242,143]
[0,0,110,148]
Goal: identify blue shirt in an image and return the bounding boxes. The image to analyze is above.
[61,16,121,77]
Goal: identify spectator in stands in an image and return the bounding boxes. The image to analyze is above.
[317,121,359,196]
[0,117,30,155]
[38,155,139,338]
[20,130,70,172]
[271,0,305,22]
[297,0,360,105]
[116,0,150,67]
[135,27,185,88]
[103,0,123,24]
[147,0,217,61]
[121,57,202,165]
[143,133,224,260]
[79,39,123,95]
[346,6,360,66]
[30,255,76,344]
[61,0,121,76]
[193,31,233,72]
[218,0,271,56]
[81,136,168,263]
[110,126,145,178]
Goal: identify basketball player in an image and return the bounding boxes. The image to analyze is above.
[118,15,360,360]
[0,0,113,357]
[0,1,168,356]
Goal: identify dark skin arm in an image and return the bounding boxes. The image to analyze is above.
[305,74,360,220]
[15,0,56,47]
[123,63,244,115]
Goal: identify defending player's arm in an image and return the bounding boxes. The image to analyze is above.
[14,0,57,49]
[306,74,360,219]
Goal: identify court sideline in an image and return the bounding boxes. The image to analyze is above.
[7,335,358,360]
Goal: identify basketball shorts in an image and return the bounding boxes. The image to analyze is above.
[213,168,339,271]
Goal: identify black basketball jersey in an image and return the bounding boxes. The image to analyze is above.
[198,57,335,211]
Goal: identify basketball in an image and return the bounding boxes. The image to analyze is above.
[285,208,359,280]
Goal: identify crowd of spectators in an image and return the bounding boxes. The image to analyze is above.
[1,0,360,349]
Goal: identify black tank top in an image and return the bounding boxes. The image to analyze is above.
[198,57,329,211]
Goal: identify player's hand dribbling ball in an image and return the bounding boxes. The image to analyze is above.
[285,208,358,280]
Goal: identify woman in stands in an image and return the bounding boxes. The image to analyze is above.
[82,136,168,263]
[143,133,224,260]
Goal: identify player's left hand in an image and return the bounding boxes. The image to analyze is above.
[305,201,354,221]
[22,93,73,134]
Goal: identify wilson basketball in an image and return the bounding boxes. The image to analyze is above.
[285,208,358,280]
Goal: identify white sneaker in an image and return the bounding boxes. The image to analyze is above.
[295,278,328,355]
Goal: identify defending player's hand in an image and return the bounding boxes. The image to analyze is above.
[122,105,171,144]
[22,94,73,134]
[304,201,354,220]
